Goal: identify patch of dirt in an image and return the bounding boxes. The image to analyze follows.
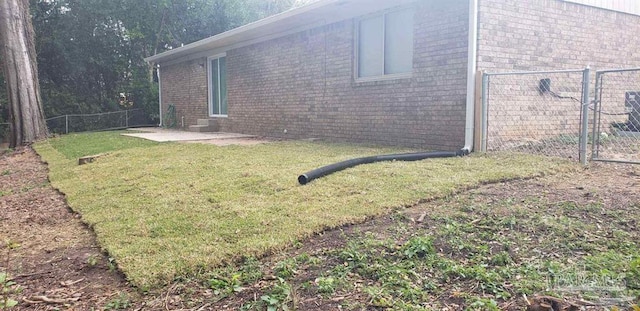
[204,162,640,311]
[0,147,139,310]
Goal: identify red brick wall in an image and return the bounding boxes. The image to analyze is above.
[477,0,640,149]
[161,0,470,150]
[477,0,640,72]
[161,59,208,129]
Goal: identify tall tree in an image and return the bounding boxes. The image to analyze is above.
[1,0,301,131]
[0,0,47,147]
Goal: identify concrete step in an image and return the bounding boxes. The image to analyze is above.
[188,124,215,132]
[196,119,212,126]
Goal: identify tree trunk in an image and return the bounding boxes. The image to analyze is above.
[0,0,48,147]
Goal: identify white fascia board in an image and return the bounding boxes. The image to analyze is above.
[145,0,342,63]
[145,0,415,64]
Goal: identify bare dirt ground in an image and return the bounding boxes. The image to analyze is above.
[205,162,640,311]
[1,147,639,310]
[0,148,138,310]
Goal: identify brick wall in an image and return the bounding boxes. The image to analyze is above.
[160,59,208,129]
[160,0,470,150]
[478,0,640,71]
[478,0,640,148]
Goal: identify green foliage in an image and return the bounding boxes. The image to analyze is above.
[465,297,500,311]
[260,278,294,311]
[628,258,640,289]
[107,257,117,272]
[103,293,131,310]
[240,257,263,284]
[274,258,298,279]
[1,241,21,310]
[14,0,300,125]
[402,236,435,259]
[490,251,513,267]
[314,276,337,295]
[208,273,243,297]
[86,254,99,267]
[364,286,393,308]
[206,257,263,298]
[0,273,18,310]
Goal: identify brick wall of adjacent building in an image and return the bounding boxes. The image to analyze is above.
[477,0,640,149]
[160,0,470,150]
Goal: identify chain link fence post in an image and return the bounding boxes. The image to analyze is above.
[481,72,489,152]
[579,67,590,165]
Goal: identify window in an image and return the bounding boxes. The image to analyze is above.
[357,8,414,79]
[208,55,227,116]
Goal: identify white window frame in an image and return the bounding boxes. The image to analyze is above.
[354,7,414,83]
[207,53,228,117]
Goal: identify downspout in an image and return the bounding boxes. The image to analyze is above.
[463,0,479,153]
[157,64,163,127]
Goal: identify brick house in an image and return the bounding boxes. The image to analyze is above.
[145,0,640,152]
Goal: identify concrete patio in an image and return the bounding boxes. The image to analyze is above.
[123,128,269,146]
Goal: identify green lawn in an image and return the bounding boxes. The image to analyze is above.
[34,132,576,288]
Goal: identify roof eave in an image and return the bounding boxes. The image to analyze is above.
[144,0,341,64]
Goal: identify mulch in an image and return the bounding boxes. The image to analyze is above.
[0,147,138,310]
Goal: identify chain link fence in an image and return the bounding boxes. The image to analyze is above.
[481,69,590,162]
[591,68,640,164]
[46,109,154,135]
[0,109,154,145]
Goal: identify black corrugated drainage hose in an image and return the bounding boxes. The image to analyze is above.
[298,149,470,185]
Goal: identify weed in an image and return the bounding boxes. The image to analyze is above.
[103,293,131,310]
[330,264,352,279]
[314,276,337,295]
[627,258,640,290]
[294,253,322,267]
[364,286,392,308]
[239,301,256,310]
[208,273,243,297]
[465,297,500,311]
[274,258,297,279]
[107,257,117,272]
[0,273,18,309]
[490,251,513,266]
[339,242,368,267]
[1,241,20,310]
[260,278,294,311]
[240,257,263,284]
[1,170,9,176]
[87,254,99,267]
[402,236,435,259]
[292,240,303,249]
[390,212,410,222]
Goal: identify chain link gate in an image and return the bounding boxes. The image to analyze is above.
[591,68,640,164]
[480,69,591,164]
